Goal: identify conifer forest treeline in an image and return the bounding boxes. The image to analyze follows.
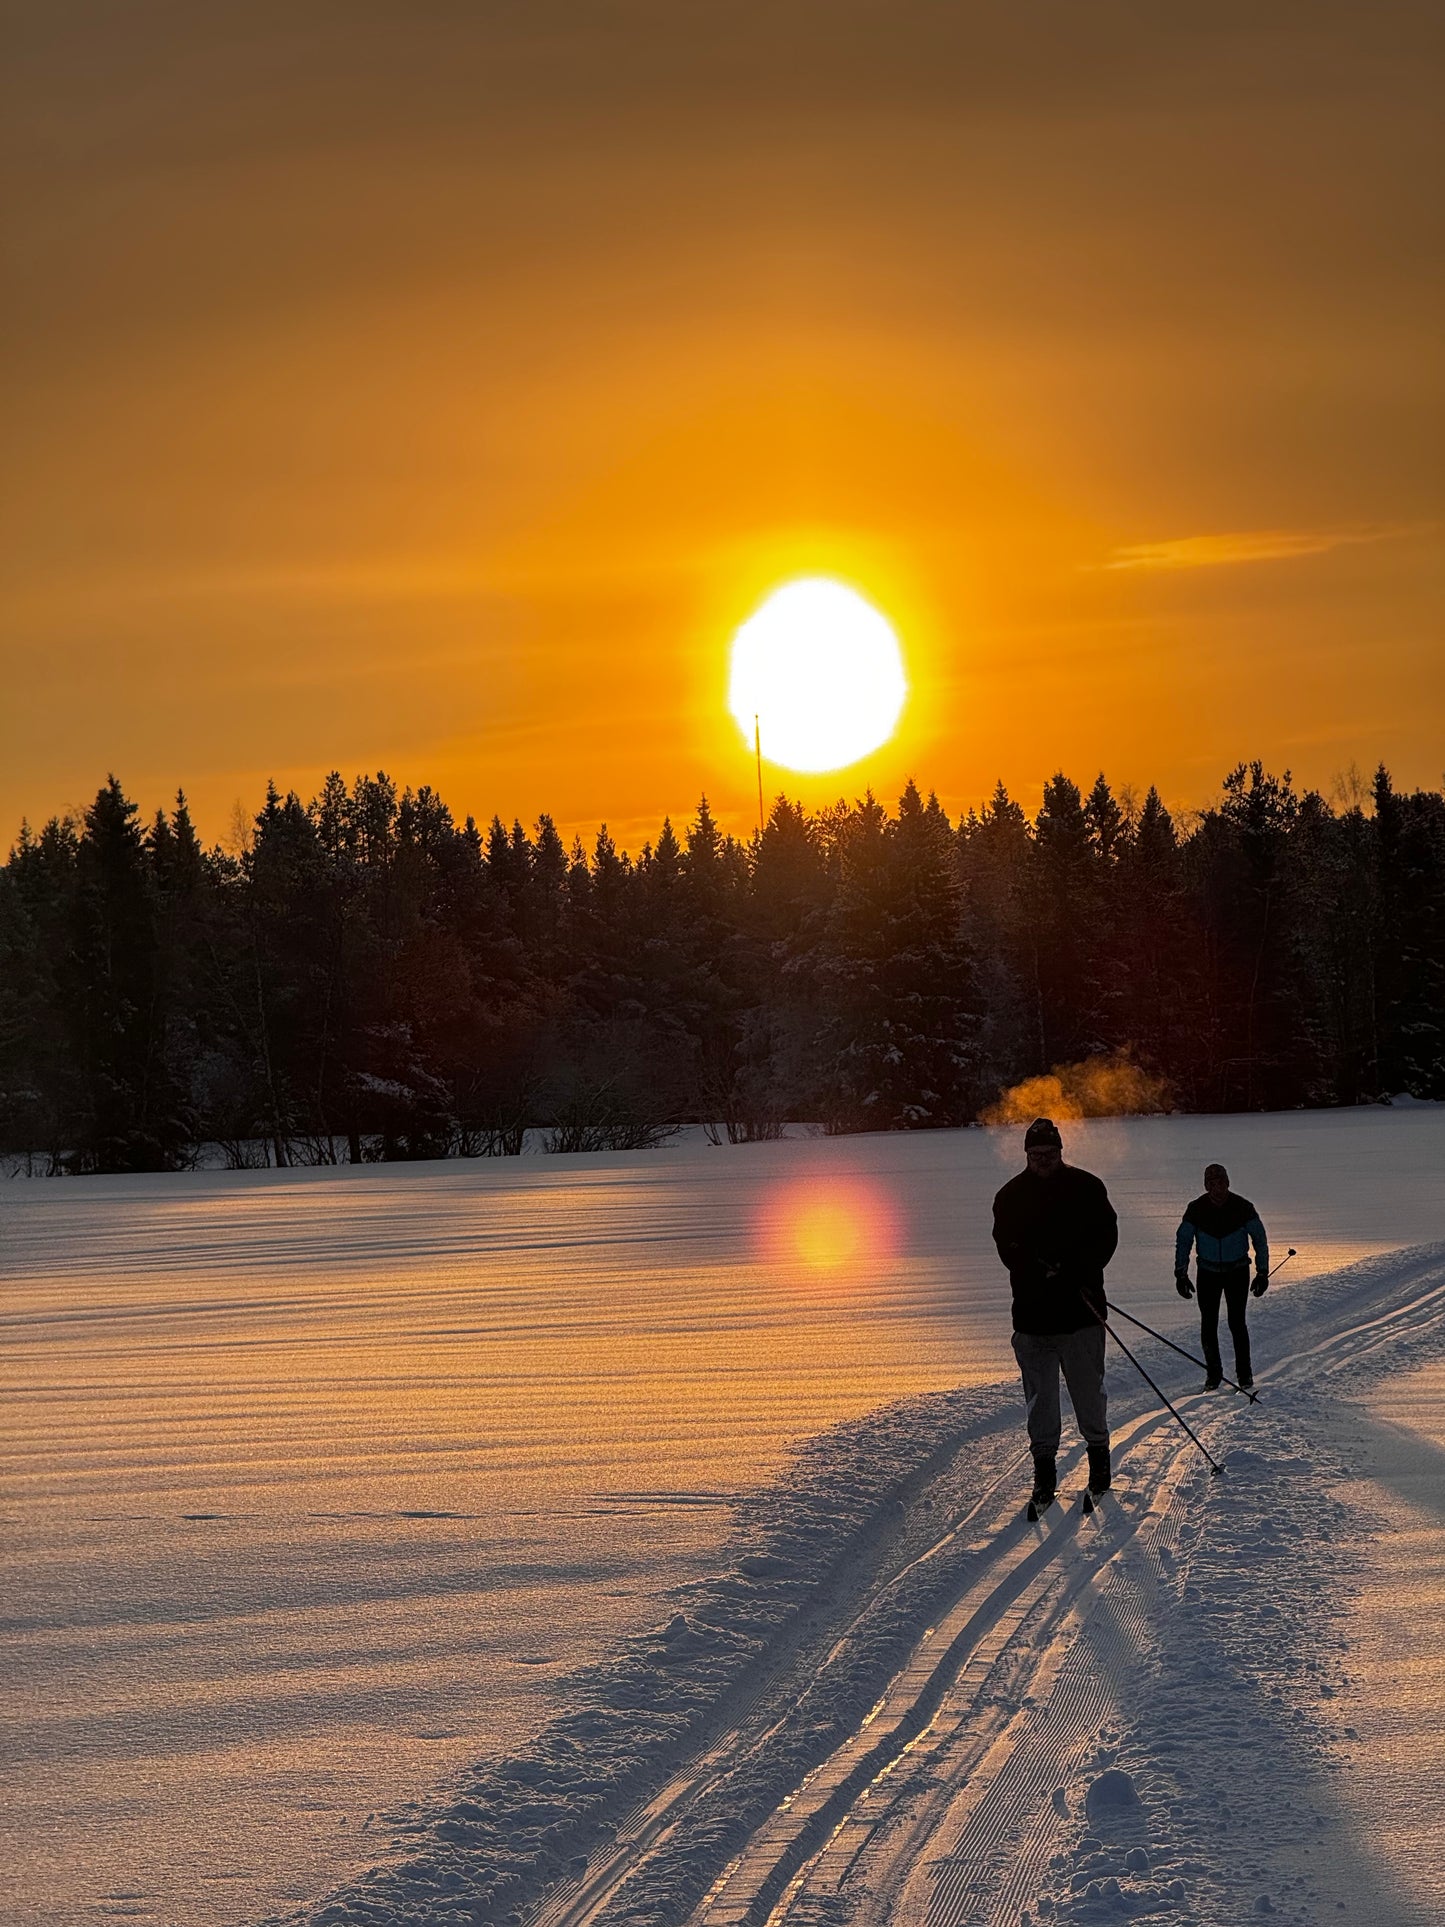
[2,763,1442,1172]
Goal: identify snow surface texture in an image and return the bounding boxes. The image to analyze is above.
[258,1243,1445,1927]
[3,1107,1443,1925]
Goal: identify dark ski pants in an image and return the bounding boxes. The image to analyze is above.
[1198,1264,1253,1383]
[1011,1324,1109,1460]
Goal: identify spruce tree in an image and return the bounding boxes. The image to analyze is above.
[1026,773,1100,1070]
[1372,767,1445,1096]
[811,784,980,1131]
[1115,786,1193,1100]
[957,781,1034,1097]
[66,777,187,1170]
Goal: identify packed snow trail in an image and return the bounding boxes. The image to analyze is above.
[269,1244,1445,1927]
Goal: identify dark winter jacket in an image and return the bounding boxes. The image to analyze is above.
[992,1164,1119,1335]
[1175,1194,1269,1276]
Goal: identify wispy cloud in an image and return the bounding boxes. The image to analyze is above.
[1103,525,1409,572]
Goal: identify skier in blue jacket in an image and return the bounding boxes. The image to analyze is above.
[1175,1163,1269,1391]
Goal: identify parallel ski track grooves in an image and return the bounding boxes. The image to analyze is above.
[530,1256,1445,1927]
[1276,1257,1445,1390]
[700,1400,1197,1927]
[527,1430,1038,1927]
[937,1450,1199,1927]
[822,1262,1445,1927]
[763,1405,1192,1927]
[921,1455,1186,1927]
[541,1403,1189,1927]
[786,1565,1116,1926]
[705,1511,1093,1926]
[942,1559,1153,1927]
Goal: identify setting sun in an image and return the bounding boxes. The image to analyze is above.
[728,578,908,774]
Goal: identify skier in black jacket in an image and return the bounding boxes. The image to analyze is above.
[1175,1163,1269,1391]
[992,1116,1119,1508]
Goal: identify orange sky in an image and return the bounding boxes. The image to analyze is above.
[3,3,1441,852]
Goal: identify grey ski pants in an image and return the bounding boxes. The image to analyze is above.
[1011,1324,1109,1459]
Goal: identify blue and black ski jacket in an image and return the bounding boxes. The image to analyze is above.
[1175,1193,1269,1276]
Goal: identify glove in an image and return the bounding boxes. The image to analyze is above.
[1175,1271,1195,1299]
[1251,1270,1268,1298]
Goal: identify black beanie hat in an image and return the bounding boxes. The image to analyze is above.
[1024,1116,1063,1149]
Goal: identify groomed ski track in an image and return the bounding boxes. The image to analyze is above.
[288,1245,1445,1927]
[522,1392,1202,1927]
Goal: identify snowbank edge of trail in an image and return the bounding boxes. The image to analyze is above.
[265,1243,1445,1927]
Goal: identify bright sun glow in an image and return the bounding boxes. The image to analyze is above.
[729,578,907,773]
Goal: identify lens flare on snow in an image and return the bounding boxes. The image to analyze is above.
[757,1174,901,1279]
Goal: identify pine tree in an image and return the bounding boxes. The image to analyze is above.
[1025,773,1100,1070]
[1115,786,1193,1099]
[957,781,1034,1096]
[0,858,55,1160]
[1372,767,1445,1096]
[1084,773,1125,865]
[1218,761,1308,1108]
[1287,788,1376,1103]
[65,777,188,1170]
[525,813,570,967]
[4,755,1438,1163]
[312,771,353,861]
[811,785,980,1131]
[566,835,593,919]
[4,819,82,1160]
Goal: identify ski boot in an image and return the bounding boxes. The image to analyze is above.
[1026,1454,1057,1522]
[1082,1444,1111,1514]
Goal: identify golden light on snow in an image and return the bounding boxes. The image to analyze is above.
[728,578,907,773]
[759,1174,901,1277]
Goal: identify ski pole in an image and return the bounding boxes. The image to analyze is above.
[1087,1303,1226,1477]
[1266,1247,1298,1278]
[1104,1299,1258,1402]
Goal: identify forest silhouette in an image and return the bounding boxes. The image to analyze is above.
[2,763,1441,1173]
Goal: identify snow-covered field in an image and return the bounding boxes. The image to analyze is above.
[3,1108,1443,1927]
